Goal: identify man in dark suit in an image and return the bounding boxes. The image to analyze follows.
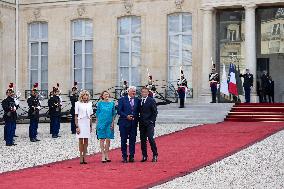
[118,86,140,163]
[240,68,253,103]
[139,87,158,162]
[261,71,270,103]
[70,82,79,134]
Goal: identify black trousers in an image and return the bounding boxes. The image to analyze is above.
[179,98,185,107]
[139,123,158,157]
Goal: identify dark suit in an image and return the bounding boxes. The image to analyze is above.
[117,96,140,160]
[240,73,253,103]
[139,97,158,157]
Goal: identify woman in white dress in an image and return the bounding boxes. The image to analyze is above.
[75,90,93,164]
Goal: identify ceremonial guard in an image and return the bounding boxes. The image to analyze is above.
[1,83,19,146]
[48,91,54,134]
[121,80,128,97]
[146,75,156,98]
[70,82,79,134]
[177,70,188,108]
[239,68,254,103]
[209,66,219,103]
[27,83,41,142]
[48,86,62,138]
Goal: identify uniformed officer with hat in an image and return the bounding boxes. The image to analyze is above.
[177,70,188,108]
[1,83,18,146]
[70,82,79,134]
[48,85,62,138]
[27,83,41,142]
[209,65,219,103]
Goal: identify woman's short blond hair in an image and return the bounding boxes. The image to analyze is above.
[79,90,91,102]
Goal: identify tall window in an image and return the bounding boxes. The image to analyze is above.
[118,16,141,86]
[28,22,48,90]
[72,19,93,90]
[168,13,192,84]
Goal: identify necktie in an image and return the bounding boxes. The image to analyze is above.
[130,98,134,109]
[142,98,145,106]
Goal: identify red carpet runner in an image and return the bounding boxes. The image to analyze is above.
[1,122,284,189]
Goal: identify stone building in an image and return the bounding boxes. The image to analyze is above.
[1,0,284,102]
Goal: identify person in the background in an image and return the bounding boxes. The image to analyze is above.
[268,76,274,103]
[48,91,54,134]
[1,83,18,146]
[139,87,158,162]
[70,82,79,134]
[48,87,62,138]
[75,90,93,164]
[177,70,188,108]
[121,80,128,97]
[240,68,253,103]
[96,91,116,163]
[117,86,140,163]
[27,83,41,142]
[209,67,219,103]
[261,70,270,103]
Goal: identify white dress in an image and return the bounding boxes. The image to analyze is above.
[75,101,93,139]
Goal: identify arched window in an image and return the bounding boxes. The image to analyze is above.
[28,22,48,90]
[72,19,93,90]
[168,13,192,84]
[118,16,141,86]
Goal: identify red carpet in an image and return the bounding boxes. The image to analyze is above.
[1,122,284,189]
[225,103,284,122]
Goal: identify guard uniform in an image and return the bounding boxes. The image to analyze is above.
[177,71,188,108]
[121,80,128,97]
[27,83,41,142]
[1,83,18,146]
[209,70,219,103]
[48,86,61,138]
[70,82,79,134]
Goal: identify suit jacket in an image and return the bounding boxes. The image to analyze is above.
[1,96,18,122]
[139,97,158,126]
[117,96,140,127]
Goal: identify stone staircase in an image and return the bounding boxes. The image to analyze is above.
[156,103,234,124]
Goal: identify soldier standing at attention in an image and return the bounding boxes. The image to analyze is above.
[1,83,18,146]
[177,70,188,108]
[27,83,41,142]
[70,82,79,134]
[240,68,253,103]
[48,86,62,138]
[209,66,219,103]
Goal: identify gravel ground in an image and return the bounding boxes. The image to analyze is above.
[0,122,197,173]
[152,130,284,189]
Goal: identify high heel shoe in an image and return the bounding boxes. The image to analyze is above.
[80,155,84,164]
[83,157,87,164]
[105,158,111,162]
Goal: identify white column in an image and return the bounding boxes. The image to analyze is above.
[201,7,214,102]
[245,4,257,102]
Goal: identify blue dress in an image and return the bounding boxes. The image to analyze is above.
[96,101,116,139]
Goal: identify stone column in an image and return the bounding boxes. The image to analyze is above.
[201,7,214,102]
[245,4,257,102]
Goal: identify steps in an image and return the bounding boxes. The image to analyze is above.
[225,103,284,122]
[157,103,234,124]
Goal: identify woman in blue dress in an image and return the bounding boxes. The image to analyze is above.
[96,91,116,163]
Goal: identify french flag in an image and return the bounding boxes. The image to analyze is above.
[228,63,238,96]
